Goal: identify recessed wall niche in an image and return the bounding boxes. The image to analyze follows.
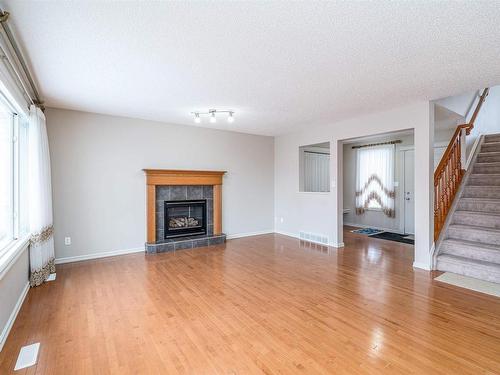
[299,142,330,192]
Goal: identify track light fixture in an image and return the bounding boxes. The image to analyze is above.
[192,109,235,124]
[210,111,217,123]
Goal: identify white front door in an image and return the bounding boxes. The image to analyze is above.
[403,150,415,235]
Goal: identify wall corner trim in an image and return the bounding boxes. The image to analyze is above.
[0,281,29,352]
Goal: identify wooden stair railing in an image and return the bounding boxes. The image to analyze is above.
[434,88,489,241]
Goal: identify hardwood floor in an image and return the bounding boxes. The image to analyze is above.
[1,230,500,374]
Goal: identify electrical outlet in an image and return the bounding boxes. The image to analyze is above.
[64,237,71,246]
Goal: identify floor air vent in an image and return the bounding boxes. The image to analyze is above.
[299,231,329,245]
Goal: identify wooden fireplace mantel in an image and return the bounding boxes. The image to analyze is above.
[143,169,226,243]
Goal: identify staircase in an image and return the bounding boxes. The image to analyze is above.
[436,133,500,283]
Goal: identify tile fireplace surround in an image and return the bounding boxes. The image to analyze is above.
[143,169,226,253]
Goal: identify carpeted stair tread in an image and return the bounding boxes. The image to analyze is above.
[447,224,500,246]
[469,173,500,177]
[438,254,500,267]
[474,162,500,167]
[453,210,500,229]
[459,197,500,204]
[485,133,500,140]
[436,254,500,283]
[454,209,500,217]
[440,238,500,264]
[457,197,500,213]
[448,223,500,234]
[464,185,500,190]
[481,141,500,147]
[477,152,500,163]
[480,143,500,153]
[462,186,500,199]
[473,162,500,173]
[478,151,500,156]
[441,238,500,252]
[467,174,500,186]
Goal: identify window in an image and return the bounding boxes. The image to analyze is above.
[299,142,330,192]
[355,145,396,217]
[0,97,26,252]
[0,104,14,250]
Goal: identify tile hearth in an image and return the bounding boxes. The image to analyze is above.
[146,233,226,253]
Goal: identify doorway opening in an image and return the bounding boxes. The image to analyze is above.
[342,130,415,245]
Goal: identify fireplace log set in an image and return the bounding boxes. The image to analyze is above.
[169,216,200,229]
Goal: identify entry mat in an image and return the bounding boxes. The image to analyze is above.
[350,227,384,236]
[369,231,415,245]
[435,272,500,298]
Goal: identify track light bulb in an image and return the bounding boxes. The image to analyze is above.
[194,113,201,123]
[227,112,234,123]
[210,112,217,123]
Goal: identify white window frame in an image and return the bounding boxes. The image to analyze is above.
[0,96,22,255]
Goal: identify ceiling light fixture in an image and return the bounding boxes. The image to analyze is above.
[191,109,235,124]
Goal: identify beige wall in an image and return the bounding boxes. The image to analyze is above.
[46,108,274,260]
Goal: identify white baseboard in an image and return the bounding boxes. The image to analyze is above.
[0,281,29,352]
[226,230,274,240]
[274,230,340,247]
[413,261,431,271]
[274,230,299,239]
[55,247,144,265]
[55,232,275,264]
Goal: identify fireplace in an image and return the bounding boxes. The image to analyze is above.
[164,199,207,238]
[143,169,226,253]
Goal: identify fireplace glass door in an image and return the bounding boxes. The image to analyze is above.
[164,200,207,238]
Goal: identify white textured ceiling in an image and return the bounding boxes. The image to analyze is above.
[4,1,500,136]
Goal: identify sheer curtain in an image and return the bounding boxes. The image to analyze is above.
[28,105,55,286]
[304,151,330,192]
[355,144,395,217]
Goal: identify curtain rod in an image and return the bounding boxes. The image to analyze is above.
[0,9,43,109]
[351,140,402,149]
[304,150,330,155]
